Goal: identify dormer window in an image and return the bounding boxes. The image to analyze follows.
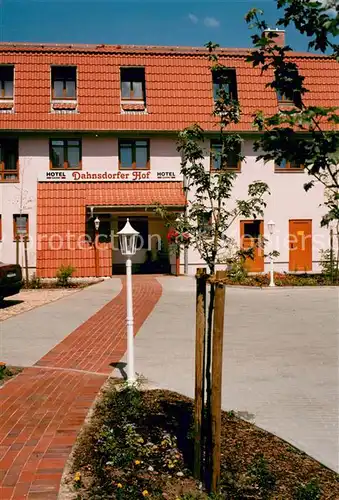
[120,67,145,101]
[51,66,77,100]
[212,69,237,101]
[0,65,14,99]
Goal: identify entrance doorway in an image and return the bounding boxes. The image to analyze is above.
[112,215,170,274]
[289,219,312,271]
[240,220,264,272]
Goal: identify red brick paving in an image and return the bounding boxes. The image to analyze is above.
[0,276,162,499]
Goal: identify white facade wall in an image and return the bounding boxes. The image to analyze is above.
[185,139,329,274]
[0,135,330,275]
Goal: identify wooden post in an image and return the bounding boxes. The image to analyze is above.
[330,228,334,284]
[16,235,20,266]
[95,230,99,277]
[23,236,29,283]
[211,270,226,494]
[194,268,207,479]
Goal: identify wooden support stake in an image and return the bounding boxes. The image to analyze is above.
[16,235,20,266]
[194,268,207,480]
[24,236,29,283]
[211,270,226,494]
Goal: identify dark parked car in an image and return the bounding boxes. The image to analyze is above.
[0,262,23,300]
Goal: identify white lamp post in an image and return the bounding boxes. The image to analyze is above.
[267,220,276,287]
[94,217,100,277]
[117,218,140,383]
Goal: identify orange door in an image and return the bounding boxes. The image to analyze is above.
[240,220,264,272]
[289,219,312,271]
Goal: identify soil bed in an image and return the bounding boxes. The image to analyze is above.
[23,277,104,290]
[224,273,338,287]
[68,382,339,499]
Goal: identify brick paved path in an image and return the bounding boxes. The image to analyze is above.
[0,276,162,500]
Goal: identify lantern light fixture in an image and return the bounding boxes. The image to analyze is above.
[94,216,101,232]
[267,219,276,236]
[117,218,140,256]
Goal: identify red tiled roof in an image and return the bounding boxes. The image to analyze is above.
[0,43,338,132]
[38,181,186,208]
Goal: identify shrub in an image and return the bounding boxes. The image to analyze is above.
[295,479,321,500]
[56,264,76,287]
[25,273,42,289]
[248,454,276,498]
[226,255,248,282]
[319,249,338,281]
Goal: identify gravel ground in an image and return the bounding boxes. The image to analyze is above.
[0,288,79,322]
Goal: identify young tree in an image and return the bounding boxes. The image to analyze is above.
[155,44,270,491]
[245,0,339,272]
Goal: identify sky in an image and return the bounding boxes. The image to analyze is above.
[0,0,325,51]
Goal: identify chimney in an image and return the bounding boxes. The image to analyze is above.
[263,29,285,48]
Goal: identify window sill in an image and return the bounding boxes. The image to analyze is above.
[51,97,77,101]
[0,100,14,111]
[210,169,241,174]
[51,100,78,112]
[0,179,19,183]
[50,168,82,171]
[274,169,304,173]
[119,167,150,171]
[121,102,146,113]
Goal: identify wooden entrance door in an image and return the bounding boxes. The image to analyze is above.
[289,219,312,271]
[240,220,264,272]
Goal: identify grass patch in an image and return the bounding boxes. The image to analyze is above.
[68,382,339,499]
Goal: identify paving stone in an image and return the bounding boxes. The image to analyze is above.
[0,276,162,499]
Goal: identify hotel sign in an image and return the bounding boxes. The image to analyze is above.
[39,170,181,182]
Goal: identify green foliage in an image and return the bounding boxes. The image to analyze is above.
[248,455,276,498]
[155,126,269,275]
[319,248,339,280]
[226,254,248,282]
[0,364,22,383]
[72,385,190,500]
[25,273,42,289]
[56,264,76,287]
[295,478,322,500]
[245,1,339,228]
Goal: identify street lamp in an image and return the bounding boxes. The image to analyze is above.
[94,217,100,277]
[267,220,276,287]
[117,218,140,383]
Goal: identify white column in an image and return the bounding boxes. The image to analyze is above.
[126,257,135,383]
